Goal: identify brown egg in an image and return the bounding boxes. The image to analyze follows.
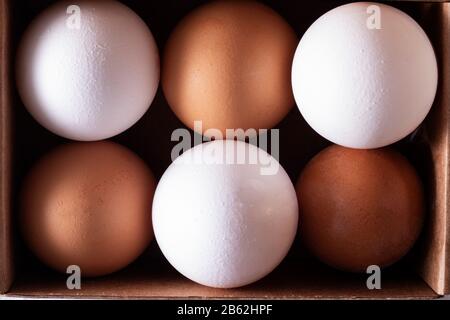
[20,142,155,277]
[296,145,424,272]
[162,0,298,137]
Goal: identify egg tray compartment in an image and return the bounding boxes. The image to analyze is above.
[0,0,449,299]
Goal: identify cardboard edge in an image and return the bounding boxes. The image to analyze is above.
[413,1,450,296]
[3,296,436,300]
[0,0,13,294]
[442,2,450,296]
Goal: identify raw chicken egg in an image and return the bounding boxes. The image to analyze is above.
[296,145,424,272]
[20,142,156,277]
[153,140,298,288]
[162,0,297,137]
[292,2,438,149]
[16,0,160,141]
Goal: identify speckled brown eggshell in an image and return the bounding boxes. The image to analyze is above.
[20,142,156,277]
[296,145,424,272]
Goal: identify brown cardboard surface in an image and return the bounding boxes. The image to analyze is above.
[416,2,450,295]
[6,256,439,300]
[0,0,449,299]
[439,1,449,295]
[0,0,13,294]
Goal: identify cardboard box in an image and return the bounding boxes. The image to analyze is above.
[0,0,449,299]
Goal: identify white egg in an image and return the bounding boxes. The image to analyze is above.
[16,0,159,141]
[152,140,299,289]
[292,2,438,149]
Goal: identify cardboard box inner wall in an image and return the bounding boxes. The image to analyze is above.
[1,0,449,298]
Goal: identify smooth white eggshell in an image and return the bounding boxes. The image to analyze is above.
[292,2,438,149]
[16,0,159,141]
[152,140,299,289]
